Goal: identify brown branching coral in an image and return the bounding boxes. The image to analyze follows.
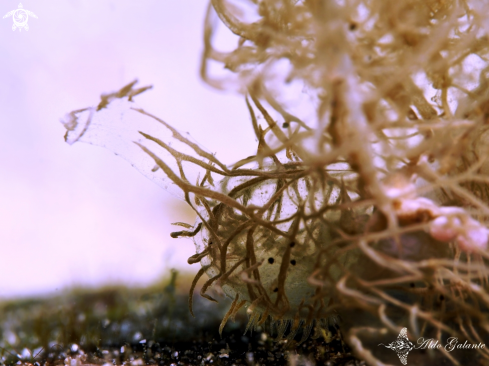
[63,0,489,364]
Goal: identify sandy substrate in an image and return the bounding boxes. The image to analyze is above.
[0,279,364,366]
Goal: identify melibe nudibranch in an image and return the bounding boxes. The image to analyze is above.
[61,80,368,341]
[62,81,489,349]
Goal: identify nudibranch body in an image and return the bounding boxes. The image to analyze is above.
[61,83,361,341]
[189,168,358,341]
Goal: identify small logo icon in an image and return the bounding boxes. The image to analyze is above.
[378,327,415,365]
[3,3,37,31]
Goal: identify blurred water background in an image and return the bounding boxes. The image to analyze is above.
[0,0,256,298]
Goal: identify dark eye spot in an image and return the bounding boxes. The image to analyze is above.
[268,257,274,264]
[273,287,278,293]
[290,259,296,266]
[282,122,289,128]
[349,23,357,31]
[209,241,213,245]
[290,242,295,248]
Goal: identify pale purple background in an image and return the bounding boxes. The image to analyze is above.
[0,0,257,298]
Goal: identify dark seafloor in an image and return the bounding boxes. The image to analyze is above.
[0,271,364,366]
